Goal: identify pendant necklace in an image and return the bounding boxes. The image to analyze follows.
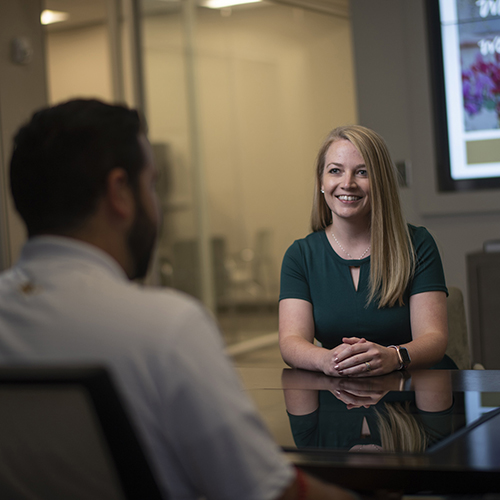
[331,232,370,260]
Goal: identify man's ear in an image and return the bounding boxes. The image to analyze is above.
[105,168,135,220]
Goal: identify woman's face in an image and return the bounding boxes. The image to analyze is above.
[321,139,371,224]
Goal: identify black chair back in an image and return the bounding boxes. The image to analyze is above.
[0,365,164,500]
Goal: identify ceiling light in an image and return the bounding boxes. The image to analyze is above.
[203,0,261,9]
[40,10,70,25]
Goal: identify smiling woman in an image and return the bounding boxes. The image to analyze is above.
[278,125,457,378]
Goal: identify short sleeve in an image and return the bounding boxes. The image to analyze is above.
[279,241,312,302]
[287,409,319,448]
[417,402,456,446]
[410,226,448,297]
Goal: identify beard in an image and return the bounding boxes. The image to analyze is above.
[126,195,158,280]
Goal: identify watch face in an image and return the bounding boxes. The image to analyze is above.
[400,347,411,367]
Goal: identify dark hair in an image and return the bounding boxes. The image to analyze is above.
[10,99,145,237]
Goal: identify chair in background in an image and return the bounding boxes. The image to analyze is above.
[446,286,472,370]
[0,365,164,500]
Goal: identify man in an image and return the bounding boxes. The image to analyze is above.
[0,99,357,499]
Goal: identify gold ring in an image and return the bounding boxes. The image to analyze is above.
[365,361,371,372]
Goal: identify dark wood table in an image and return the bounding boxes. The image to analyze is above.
[238,367,500,495]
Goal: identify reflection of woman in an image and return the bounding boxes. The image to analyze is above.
[283,369,458,453]
[279,125,454,377]
[289,397,454,453]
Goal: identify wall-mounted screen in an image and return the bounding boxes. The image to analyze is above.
[428,0,500,191]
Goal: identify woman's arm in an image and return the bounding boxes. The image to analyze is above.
[403,290,448,369]
[334,290,448,376]
[412,369,453,412]
[279,298,347,376]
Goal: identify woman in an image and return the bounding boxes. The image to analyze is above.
[279,125,451,377]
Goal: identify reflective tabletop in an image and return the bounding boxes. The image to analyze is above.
[238,368,500,494]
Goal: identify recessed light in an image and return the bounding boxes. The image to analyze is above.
[202,0,261,9]
[40,10,70,26]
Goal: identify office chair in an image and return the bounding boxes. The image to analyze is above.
[0,365,165,500]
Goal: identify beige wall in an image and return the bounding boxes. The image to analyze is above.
[0,0,47,269]
[46,24,112,103]
[45,5,358,294]
[143,5,357,291]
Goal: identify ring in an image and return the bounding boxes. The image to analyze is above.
[365,361,371,372]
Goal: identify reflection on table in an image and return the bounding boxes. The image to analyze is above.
[282,369,462,454]
[238,367,500,495]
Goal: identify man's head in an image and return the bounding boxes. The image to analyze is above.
[10,99,159,279]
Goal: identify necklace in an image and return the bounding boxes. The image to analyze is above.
[331,232,370,260]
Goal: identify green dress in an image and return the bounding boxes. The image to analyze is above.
[287,389,460,451]
[279,225,448,350]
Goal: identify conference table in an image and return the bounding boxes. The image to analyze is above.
[237,367,500,495]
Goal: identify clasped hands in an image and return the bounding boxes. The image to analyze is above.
[321,337,400,378]
[330,377,394,409]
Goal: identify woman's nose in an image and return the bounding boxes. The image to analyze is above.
[342,173,356,189]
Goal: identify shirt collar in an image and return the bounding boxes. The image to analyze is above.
[18,236,129,281]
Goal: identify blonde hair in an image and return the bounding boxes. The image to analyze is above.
[311,125,414,308]
[376,402,428,453]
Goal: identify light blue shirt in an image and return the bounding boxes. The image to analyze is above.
[0,236,293,500]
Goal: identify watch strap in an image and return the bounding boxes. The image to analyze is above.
[388,345,404,370]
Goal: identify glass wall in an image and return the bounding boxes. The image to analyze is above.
[43,0,357,344]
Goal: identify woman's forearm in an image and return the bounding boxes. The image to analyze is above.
[280,335,342,376]
[402,331,447,369]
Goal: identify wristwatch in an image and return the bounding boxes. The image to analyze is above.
[388,345,411,370]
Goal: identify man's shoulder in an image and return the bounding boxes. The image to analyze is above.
[118,283,210,327]
[139,285,206,316]
[79,281,220,359]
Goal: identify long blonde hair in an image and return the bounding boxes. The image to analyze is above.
[311,125,414,308]
[376,402,428,453]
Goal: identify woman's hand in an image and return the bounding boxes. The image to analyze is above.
[333,337,400,377]
[279,297,399,377]
[331,379,389,408]
[279,291,448,378]
[318,343,352,376]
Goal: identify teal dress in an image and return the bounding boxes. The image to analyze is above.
[287,390,460,451]
[279,225,448,350]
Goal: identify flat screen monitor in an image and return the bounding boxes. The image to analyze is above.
[427,0,500,191]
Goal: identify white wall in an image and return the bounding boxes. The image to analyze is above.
[350,0,500,335]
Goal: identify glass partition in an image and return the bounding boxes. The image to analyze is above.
[139,0,357,344]
[43,0,357,345]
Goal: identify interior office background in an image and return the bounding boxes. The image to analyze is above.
[0,0,499,353]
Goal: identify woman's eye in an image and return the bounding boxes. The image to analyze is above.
[329,167,340,174]
[357,170,368,176]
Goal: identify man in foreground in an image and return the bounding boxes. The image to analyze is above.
[0,99,358,499]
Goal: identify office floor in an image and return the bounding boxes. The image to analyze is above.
[217,306,287,368]
[218,306,278,346]
[217,305,294,448]
[230,339,286,368]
